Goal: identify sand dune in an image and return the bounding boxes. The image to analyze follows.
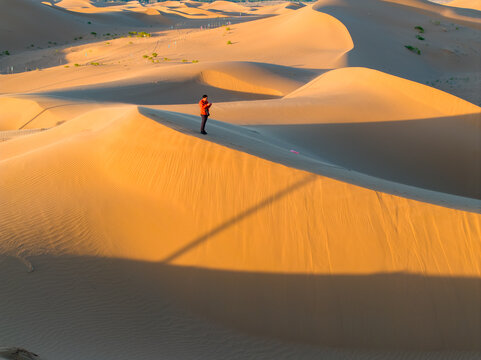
[447,0,481,11]
[201,0,250,14]
[1,0,480,359]
[30,61,315,103]
[55,0,95,9]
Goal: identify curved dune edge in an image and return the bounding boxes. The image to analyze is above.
[446,0,481,11]
[1,106,479,275]
[198,70,283,96]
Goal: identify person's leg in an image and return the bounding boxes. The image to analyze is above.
[200,115,208,133]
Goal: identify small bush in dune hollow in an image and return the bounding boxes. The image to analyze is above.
[227,40,232,45]
[405,45,421,55]
[143,55,149,58]
[192,60,199,63]
[90,62,100,66]
[74,63,80,67]
[414,26,424,33]
[416,35,425,40]
[182,59,188,62]
[152,52,158,57]
[226,27,231,31]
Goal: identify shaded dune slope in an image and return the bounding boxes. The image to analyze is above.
[0,0,172,51]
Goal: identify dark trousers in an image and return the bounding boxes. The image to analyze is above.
[200,115,209,131]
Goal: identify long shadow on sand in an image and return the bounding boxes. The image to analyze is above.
[1,254,480,357]
[161,174,318,264]
[41,81,280,105]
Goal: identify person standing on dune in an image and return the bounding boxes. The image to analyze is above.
[199,94,212,135]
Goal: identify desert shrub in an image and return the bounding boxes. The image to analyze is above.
[192,60,199,63]
[4,50,10,55]
[227,40,232,45]
[88,21,91,24]
[164,57,169,61]
[182,59,188,62]
[416,35,425,40]
[143,55,149,58]
[152,52,158,57]
[106,42,110,45]
[226,27,231,31]
[405,45,421,55]
[64,65,69,68]
[431,20,441,26]
[414,26,424,33]
[90,62,100,66]
[128,31,151,38]
[74,63,80,67]
[91,32,97,36]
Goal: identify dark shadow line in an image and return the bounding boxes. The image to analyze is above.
[18,103,83,130]
[161,174,317,264]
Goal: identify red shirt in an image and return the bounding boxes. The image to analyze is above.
[199,99,211,115]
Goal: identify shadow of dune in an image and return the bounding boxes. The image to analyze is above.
[161,174,317,264]
[40,81,280,105]
[1,254,480,356]
[251,114,481,200]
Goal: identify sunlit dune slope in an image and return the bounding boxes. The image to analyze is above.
[179,5,353,67]
[0,104,480,349]
[0,95,103,130]
[55,0,94,9]
[201,0,250,13]
[446,0,481,11]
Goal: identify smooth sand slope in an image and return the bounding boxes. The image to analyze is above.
[446,0,481,11]
[0,0,480,359]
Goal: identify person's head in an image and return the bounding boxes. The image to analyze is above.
[202,94,208,101]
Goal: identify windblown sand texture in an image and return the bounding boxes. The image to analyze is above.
[0,0,480,359]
